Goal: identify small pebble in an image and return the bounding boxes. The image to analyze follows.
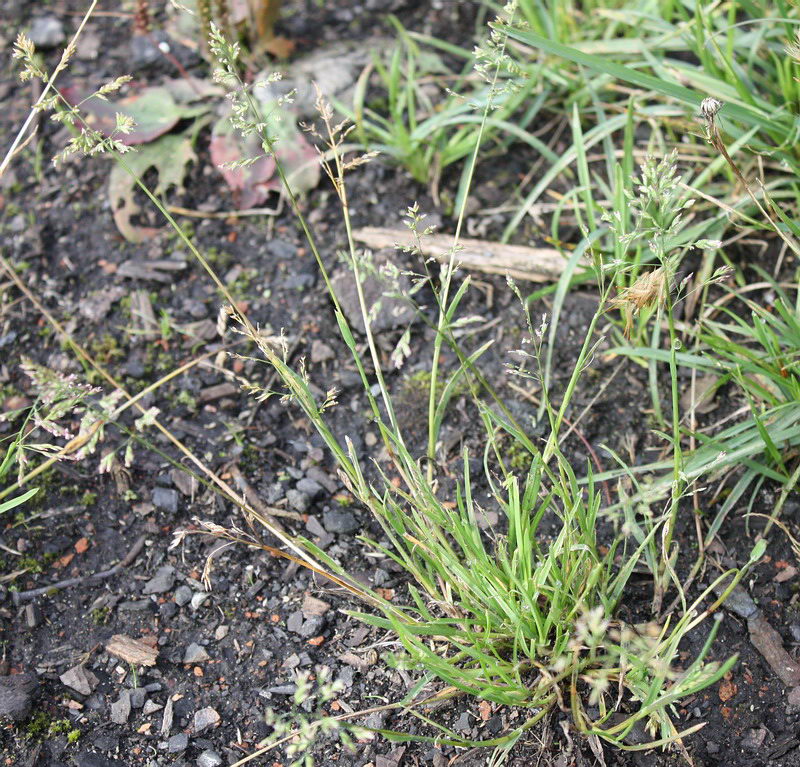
[142,700,163,716]
[174,585,193,607]
[152,487,179,514]
[286,489,310,513]
[143,565,176,595]
[183,643,210,664]
[110,691,131,724]
[60,665,99,696]
[322,509,359,534]
[300,615,326,638]
[193,707,220,734]
[191,592,211,610]
[129,687,146,709]
[167,732,189,753]
[197,750,223,767]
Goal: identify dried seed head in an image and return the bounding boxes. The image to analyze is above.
[700,96,722,122]
[610,266,669,337]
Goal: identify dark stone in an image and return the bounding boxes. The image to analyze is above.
[159,601,178,620]
[286,489,310,513]
[167,732,189,753]
[143,565,176,595]
[286,611,304,634]
[152,487,179,514]
[75,752,124,767]
[299,615,326,638]
[322,509,359,534]
[0,672,37,722]
[330,252,417,335]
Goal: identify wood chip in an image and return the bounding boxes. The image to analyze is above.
[354,226,578,282]
[105,634,159,667]
[129,289,158,340]
[118,259,187,283]
[748,613,800,687]
[199,382,239,403]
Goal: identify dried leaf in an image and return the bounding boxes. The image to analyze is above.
[210,100,319,208]
[64,83,208,145]
[106,634,159,667]
[108,133,197,242]
[718,679,737,702]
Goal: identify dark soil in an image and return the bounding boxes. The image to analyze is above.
[1,2,800,767]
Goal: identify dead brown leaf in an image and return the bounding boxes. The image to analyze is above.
[718,679,737,702]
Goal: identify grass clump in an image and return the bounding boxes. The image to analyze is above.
[199,18,761,753]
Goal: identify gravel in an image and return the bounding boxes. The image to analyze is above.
[110,691,131,724]
[28,16,65,49]
[59,664,99,696]
[183,643,210,664]
[174,585,193,606]
[193,706,221,733]
[143,565,176,595]
[167,732,189,753]
[197,750,223,767]
[152,487,179,513]
[322,509,359,534]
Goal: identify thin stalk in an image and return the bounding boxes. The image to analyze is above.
[425,23,511,470]
[1,0,99,178]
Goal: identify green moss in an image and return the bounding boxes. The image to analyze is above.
[90,606,111,625]
[18,551,59,574]
[80,491,97,506]
[89,333,124,365]
[22,712,80,743]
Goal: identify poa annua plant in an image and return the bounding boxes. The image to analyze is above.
[202,18,765,755]
[8,7,766,760]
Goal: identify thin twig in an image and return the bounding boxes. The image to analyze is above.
[11,535,146,604]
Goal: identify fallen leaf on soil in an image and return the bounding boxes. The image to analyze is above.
[74,537,89,554]
[63,80,212,146]
[354,227,574,283]
[478,700,492,721]
[210,100,319,209]
[718,679,737,702]
[106,634,159,667]
[108,133,197,242]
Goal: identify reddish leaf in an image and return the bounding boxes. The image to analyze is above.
[210,100,319,209]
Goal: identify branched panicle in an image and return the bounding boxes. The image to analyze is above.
[262,670,354,767]
[12,33,46,83]
[473,1,526,103]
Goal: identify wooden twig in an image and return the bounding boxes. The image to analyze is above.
[354,226,581,282]
[11,535,146,604]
